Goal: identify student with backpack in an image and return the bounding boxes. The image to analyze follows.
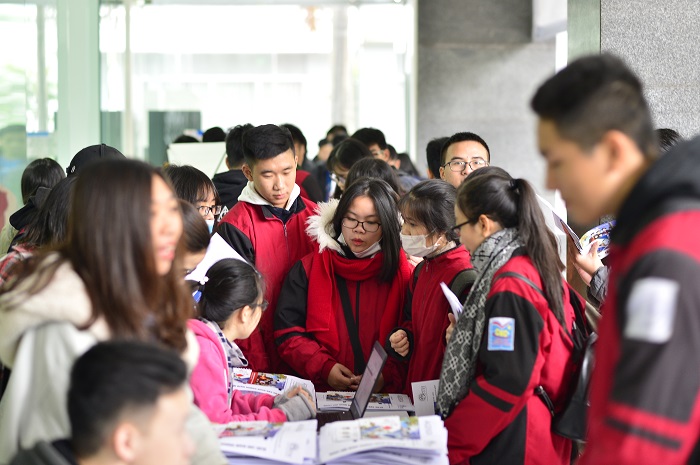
[438,167,586,465]
[387,180,475,394]
[188,259,316,424]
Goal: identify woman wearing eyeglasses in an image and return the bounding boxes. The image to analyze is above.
[274,178,413,392]
[163,164,223,234]
[438,166,585,465]
[188,259,316,424]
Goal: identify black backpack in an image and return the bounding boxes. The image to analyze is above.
[494,271,596,443]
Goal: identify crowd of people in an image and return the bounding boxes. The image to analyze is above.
[0,52,696,465]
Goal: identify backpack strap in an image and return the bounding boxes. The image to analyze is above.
[336,275,366,374]
[412,259,426,289]
[448,268,477,303]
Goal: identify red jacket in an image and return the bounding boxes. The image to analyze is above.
[445,252,578,465]
[581,138,700,465]
[218,196,317,372]
[274,249,412,392]
[392,246,474,395]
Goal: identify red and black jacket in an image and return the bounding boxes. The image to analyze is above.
[582,137,700,465]
[445,250,579,465]
[217,196,317,373]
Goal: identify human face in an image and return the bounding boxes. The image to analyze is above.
[401,212,440,248]
[195,191,217,221]
[151,176,183,276]
[243,149,297,209]
[368,143,390,162]
[131,387,194,465]
[182,250,206,276]
[538,119,614,224]
[332,165,350,192]
[440,141,490,188]
[342,195,383,254]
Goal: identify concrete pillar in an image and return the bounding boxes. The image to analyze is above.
[569,0,700,138]
[416,0,557,201]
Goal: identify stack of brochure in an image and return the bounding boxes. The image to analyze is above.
[218,420,317,465]
[232,368,316,400]
[316,392,414,412]
[318,416,448,465]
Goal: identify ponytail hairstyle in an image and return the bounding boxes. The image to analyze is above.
[197,259,265,328]
[456,166,565,323]
[331,177,401,282]
[398,179,459,243]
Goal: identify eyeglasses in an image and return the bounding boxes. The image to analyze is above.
[442,158,488,172]
[330,172,346,186]
[451,220,471,236]
[197,205,223,217]
[342,217,382,233]
[251,300,269,312]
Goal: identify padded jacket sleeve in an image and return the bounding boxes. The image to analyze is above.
[273,260,339,386]
[217,222,255,264]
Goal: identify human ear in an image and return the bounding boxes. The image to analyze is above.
[600,130,639,174]
[242,164,254,182]
[112,423,140,463]
[439,166,446,180]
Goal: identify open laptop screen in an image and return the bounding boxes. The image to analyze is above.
[349,341,388,419]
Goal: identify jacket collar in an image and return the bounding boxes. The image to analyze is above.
[238,181,301,211]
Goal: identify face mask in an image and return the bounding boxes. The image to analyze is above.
[401,233,440,258]
[354,240,382,259]
[205,219,215,234]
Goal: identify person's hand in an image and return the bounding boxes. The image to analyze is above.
[445,313,456,344]
[285,386,303,399]
[327,363,360,390]
[373,373,385,393]
[567,238,603,286]
[389,330,410,357]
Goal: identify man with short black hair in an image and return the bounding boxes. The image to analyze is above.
[352,127,420,192]
[439,132,490,188]
[212,124,253,210]
[218,124,317,373]
[532,53,700,465]
[10,341,193,465]
[425,136,448,179]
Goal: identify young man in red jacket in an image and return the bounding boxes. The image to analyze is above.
[218,124,317,373]
[532,54,700,464]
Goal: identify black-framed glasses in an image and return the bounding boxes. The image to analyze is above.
[342,217,381,233]
[330,172,346,186]
[451,220,471,236]
[442,158,488,172]
[251,300,269,312]
[197,205,223,217]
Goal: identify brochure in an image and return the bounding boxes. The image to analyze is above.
[411,379,440,417]
[217,420,317,465]
[232,368,316,400]
[317,392,415,412]
[552,212,615,259]
[439,282,463,321]
[318,415,448,464]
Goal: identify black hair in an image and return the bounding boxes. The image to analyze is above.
[327,124,348,138]
[242,124,295,167]
[331,134,348,147]
[162,164,220,205]
[197,258,264,327]
[281,123,307,151]
[386,144,399,161]
[19,176,76,249]
[352,127,387,150]
[202,126,226,143]
[531,53,657,159]
[345,157,402,196]
[332,178,401,282]
[441,132,491,165]
[68,341,187,458]
[225,124,253,168]
[399,180,459,242]
[20,158,65,204]
[172,134,199,144]
[426,137,448,178]
[655,128,682,155]
[398,153,421,178]
[179,200,210,254]
[326,138,373,173]
[456,166,565,323]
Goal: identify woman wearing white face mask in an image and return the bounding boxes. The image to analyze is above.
[274,178,413,393]
[388,180,476,395]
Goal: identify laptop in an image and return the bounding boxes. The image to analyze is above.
[316,341,388,430]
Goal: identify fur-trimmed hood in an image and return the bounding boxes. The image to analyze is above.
[306,199,344,255]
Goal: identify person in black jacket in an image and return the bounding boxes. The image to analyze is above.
[212,124,253,212]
